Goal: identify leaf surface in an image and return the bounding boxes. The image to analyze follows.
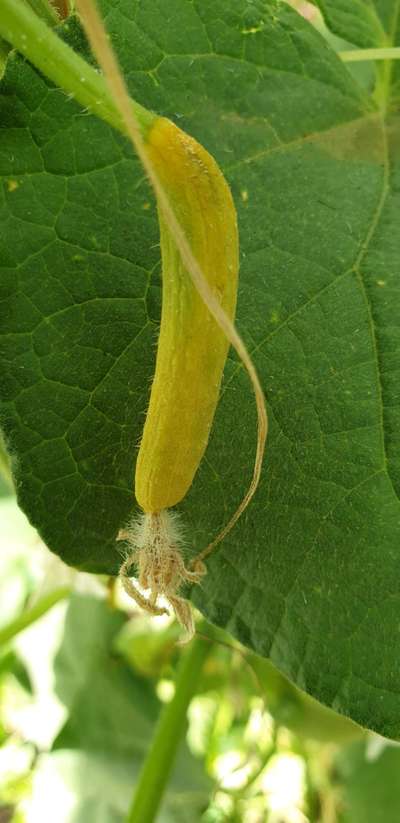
[1,0,400,735]
[312,0,400,105]
[335,739,400,822]
[310,0,389,47]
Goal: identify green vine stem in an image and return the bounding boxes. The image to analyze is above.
[127,629,212,823]
[0,586,71,647]
[0,0,155,137]
[340,46,400,62]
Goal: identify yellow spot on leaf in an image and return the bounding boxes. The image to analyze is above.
[241,189,249,203]
[241,23,264,34]
[7,179,19,192]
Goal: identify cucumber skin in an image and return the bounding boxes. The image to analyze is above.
[135,117,239,512]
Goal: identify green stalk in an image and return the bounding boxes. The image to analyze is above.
[0,0,155,137]
[24,0,59,27]
[340,44,399,114]
[0,586,71,646]
[340,47,400,62]
[127,631,211,823]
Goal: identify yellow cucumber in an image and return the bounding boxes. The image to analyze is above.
[135,117,239,513]
[74,0,266,637]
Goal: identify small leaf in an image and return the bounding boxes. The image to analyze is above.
[115,616,180,679]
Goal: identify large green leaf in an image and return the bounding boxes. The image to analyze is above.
[1,0,400,736]
[250,654,364,744]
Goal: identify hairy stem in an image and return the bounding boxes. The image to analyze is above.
[23,0,59,26]
[0,0,154,137]
[127,629,211,823]
[0,586,71,647]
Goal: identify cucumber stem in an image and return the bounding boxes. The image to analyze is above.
[127,629,211,823]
